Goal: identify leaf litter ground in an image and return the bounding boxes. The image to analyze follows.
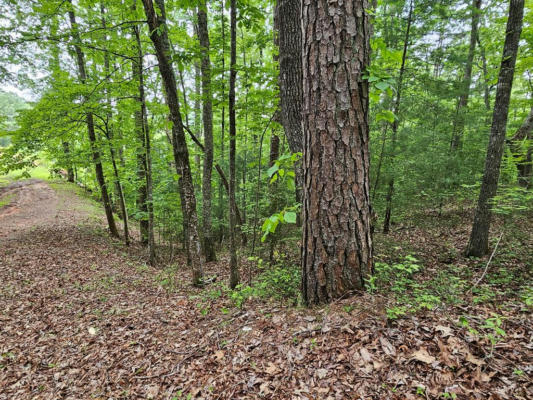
[0,180,531,399]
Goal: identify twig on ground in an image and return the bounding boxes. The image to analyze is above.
[467,232,504,294]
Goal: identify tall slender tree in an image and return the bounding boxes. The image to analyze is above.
[301,0,373,304]
[450,0,483,151]
[275,0,303,203]
[142,0,205,284]
[67,1,119,238]
[228,0,239,289]
[509,106,533,189]
[383,0,413,234]
[197,0,216,262]
[466,0,524,257]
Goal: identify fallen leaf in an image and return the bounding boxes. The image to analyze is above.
[435,325,453,337]
[380,337,397,356]
[316,368,328,379]
[411,348,436,364]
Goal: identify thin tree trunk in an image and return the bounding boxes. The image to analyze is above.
[142,0,204,285]
[450,0,482,151]
[101,3,129,245]
[268,132,280,263]
[372,124,388,202]
[197,1,216,262]
[509,107,533,188]
[228,0,239,289]
[301,0,373,305]
[477,34,491,113]
[383,1,413,234]
[132,10,155,263]
[104,125,130,245]
[275,0,303,205]
[218,0,226,242]
[466,0,524,257]
[62,141,75,182]
[67,2,119,238]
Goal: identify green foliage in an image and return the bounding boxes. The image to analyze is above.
[230,260,300,307]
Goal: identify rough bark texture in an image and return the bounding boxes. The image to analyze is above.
[275,0,304,204]
[142,0,204,284]
[67,3,119,239]
[197,1,216,262]
[228,0,240,289]
[510,107,533,188]
[466,0,524,257]
[301,0,373,305]
[450,0,482,151]
[382,2,413,234]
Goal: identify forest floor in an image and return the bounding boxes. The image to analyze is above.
[0,179,531,400]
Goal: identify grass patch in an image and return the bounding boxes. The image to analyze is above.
[0,193,14,208]
[0,160,51,185]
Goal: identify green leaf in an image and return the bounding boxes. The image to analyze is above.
[375,81,389,91]
[267,164,279,177]
[284,211,297,224]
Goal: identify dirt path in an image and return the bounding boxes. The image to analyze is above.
[0,181,531,399]
[0,180,59,239]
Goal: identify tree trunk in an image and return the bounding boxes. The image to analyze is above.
[67,2,119,238]
[450,0,482,151]
[268,132,280,263]
[228,0,240,289]
[132,12,155,263]
[62,141,75,182]
[275,0,303,204]
[509,107,533,188]
[217,0,226,242]
[142,0,204,285]
[465,0,524,257]
[101,3,129,246]
[301,0,373,305]
[197,1,216,262]
[383,1,413,234]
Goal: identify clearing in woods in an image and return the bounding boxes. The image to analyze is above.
[0,180,531,399]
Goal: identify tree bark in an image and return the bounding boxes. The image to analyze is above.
[301,0,373,305]
[142,0,204,284]
[197,1,216,262]
[275,0,303,204]
[450,0,482,151]
[67,2,119,238]
[465,0,524,257]
[228,0,240,289]
[509,106,533,188]
[132,6,155,262]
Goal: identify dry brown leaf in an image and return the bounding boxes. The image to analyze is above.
[411,348,436,364]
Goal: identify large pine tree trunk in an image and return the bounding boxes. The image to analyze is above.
[301,0,373,305]
[465,0,524,257]
[450,0,482,151]
[67,2,119,238]
[228,0,240,289]
[275,0,303,204]
[197,1,216,262]
[142,0,204,285]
